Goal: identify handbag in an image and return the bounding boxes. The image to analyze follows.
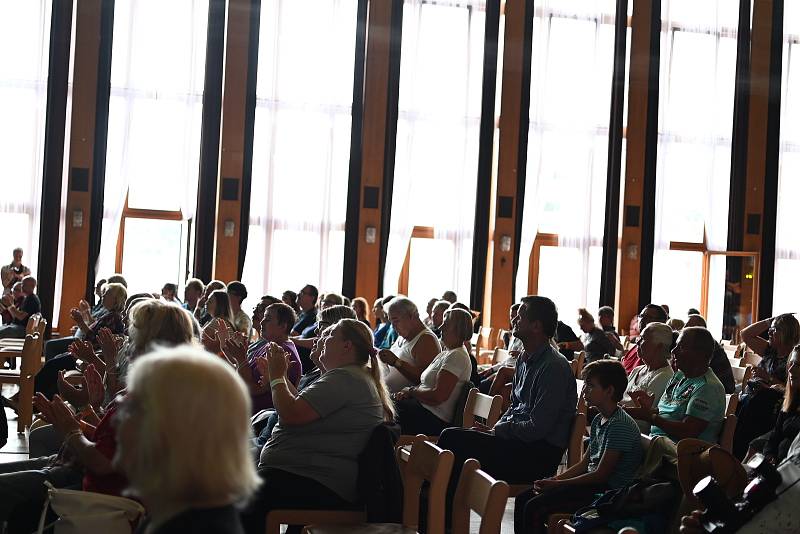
[36,481,145,534]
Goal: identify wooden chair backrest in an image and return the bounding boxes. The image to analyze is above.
[571,351,586,378]
[462,388,503,428]
[731,364,753,386]
[568,412,587,468]
[719,413,737,453]
[497,329,510,349]
[491,347,510,365]
[397,436,454,534]
[451,459,509,534]
[741,352,761,368]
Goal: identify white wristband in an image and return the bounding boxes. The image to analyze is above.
[270,378,286,390]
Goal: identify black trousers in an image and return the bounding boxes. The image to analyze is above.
[514,483,607,534]
[395,398,450,436]
[437,427,564,524]
[240,468,357,534]
[34,353,77,400]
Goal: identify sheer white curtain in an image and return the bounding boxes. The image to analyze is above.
[385,0,485,306]
[651,0,737,327]
[0,1,53,278]
[241,0,355,299]
[97,0,207,282]
[773,2,800,315]
[515,1,615,324]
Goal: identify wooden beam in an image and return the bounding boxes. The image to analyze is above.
[616,0,660,333]
[212,0,254,283]
[59,0,104,329]
[483,0,533,332]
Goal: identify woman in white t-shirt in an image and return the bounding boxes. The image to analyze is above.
[393,308,474,435]
[620,322,674,432]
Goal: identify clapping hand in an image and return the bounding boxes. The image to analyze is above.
[33,394,81,439]
[97,327,121,370]
[265,342,289,380]
[57,364,104,410]
[533,478,559,492]
[378,349,398,366]
[220,330,248,366]
[68,339,94,363]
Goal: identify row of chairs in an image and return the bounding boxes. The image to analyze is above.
[0,314,46,432]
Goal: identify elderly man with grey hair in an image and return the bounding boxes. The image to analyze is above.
[377,296,441,392]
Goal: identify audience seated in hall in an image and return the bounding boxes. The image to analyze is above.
[733,313,800,459]
[394,308,474,436]
[745,344,800,464]
[0,248,31,297]
[685,313,736,394]
[0,281,24,325]
[621,303,669,373]
[577,307,616,363]
[437,296,577,521]
[182,277,205,313]
[194,279,226,327]
[227,281,252,335]
[351,296,371,328]
[222,302,301,414]
[515,360,643,534]
[372,294,398,350]
[0,276,39,343]
[290,284,318,336]
[625,326,725,451]
[200,289,236,356]
[619,322,674,433]
[292,292,343,371]
[115,346,259,534]
[33,282,128,399]
[240,319,394,534]
[160,282,180,303]
[598,305,623,352]
[377,296,441,393]
[555,319,581,361]
[0,299,196,531]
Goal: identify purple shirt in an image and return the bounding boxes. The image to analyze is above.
[248,339,303,413]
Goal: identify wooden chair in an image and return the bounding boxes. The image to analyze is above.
[397,388,503,446]
[570,351,586,379]
[731,365,753,389]
[497,329,511,349]
[304,436,455,534]
[740,351,761,368]
[0,319,46,432]
[0,314,44,367]
[490,347,510,365]
[451,459,509,534]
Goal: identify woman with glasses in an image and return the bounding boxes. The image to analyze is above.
[0,300,196,530]
[221,302,301,414]
[734,313,800,458]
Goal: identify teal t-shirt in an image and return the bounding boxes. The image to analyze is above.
[651,369,725,443]
[588,408,643,489]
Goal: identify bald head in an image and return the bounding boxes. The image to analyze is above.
[673,326,716,376]
[685,314,706,328]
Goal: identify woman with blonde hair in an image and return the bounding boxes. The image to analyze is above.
[241,318,392,534]
[113,346,259,533]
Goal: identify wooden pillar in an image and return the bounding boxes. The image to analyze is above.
[212,0,256,283]
[744,0,783,319]
[483,0,533,331]
[616,0,661,332]
[59,0,104,328]
[353,0,401,312]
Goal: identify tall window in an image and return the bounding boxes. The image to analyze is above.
[651,0,739,337]
[516,1,620,330]
[97,0,208,294]
[773,2,800,315]
[0,1,53,274]
[385,0,486,308]
[241,0,356,299]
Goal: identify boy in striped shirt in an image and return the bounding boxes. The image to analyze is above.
[514,360,643,534]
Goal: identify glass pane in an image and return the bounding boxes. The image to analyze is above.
[106,0,207,212]
[706,255,757,341]
[243,0,355,300]
[774,259,800,316]
[537,246,603,334]
[408,238,455,313]
[651,250,704,323]
[121,218,184,294]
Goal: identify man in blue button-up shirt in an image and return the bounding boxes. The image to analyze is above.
[438,295,577,503]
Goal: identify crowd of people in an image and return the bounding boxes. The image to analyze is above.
[0,244,798,533]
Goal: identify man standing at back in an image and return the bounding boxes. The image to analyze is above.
[1,248,30,296]
[438,295,577,495]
